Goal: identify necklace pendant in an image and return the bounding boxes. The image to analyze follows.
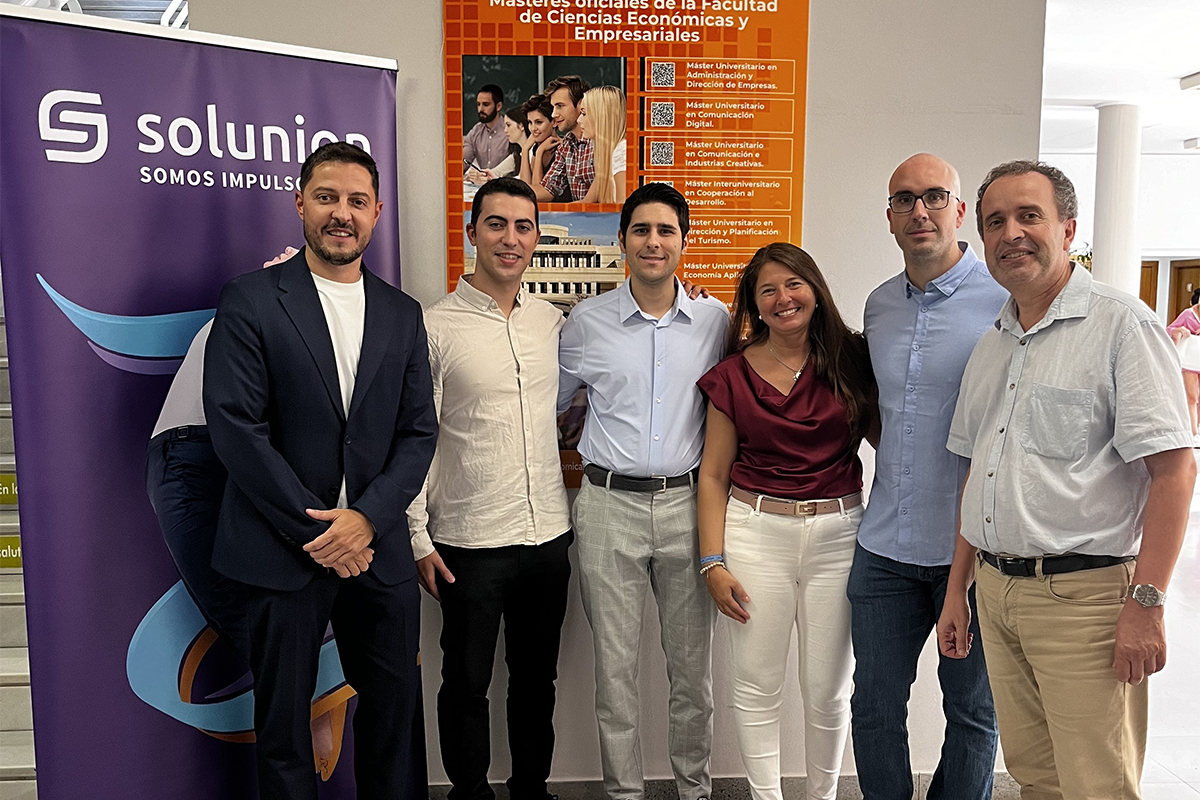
[793,370,802,382]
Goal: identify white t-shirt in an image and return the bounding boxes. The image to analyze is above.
[312,271,366,508]
[152,320,212,437]
[612,139,626,175]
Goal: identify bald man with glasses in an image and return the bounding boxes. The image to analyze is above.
[847,154,1007,800]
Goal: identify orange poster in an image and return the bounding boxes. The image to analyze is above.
[443,0,810,308]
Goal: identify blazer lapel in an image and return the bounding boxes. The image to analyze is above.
[347,267,397,420]
[277,252,345,422]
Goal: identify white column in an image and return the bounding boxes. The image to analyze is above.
[1091,104,1141,295]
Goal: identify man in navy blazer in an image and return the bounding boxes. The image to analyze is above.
[204,142,438,800]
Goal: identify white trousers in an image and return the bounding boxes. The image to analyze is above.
[722,495,860,800]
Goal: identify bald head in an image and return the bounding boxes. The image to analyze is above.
[887,153,967,281]
[889,153,961,198]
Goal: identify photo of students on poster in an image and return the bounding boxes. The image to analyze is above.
[444,0,808,306]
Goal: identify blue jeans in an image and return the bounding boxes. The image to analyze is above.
[846,544,998,800]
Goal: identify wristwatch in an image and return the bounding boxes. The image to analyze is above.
[1128,583,1167,608]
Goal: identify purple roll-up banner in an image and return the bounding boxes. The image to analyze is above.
[0,8,400,798]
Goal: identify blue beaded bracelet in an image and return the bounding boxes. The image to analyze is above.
[699,554,724,565]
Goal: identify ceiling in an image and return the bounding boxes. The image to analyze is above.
[1041,0,1200,155]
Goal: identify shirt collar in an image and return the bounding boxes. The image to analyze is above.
[995,262,1090,335]
[455,273,526,312]
[904,242,979,299]
[617,277,691,323]
[484,115,504,134]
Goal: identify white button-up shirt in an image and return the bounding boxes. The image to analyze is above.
[948,265,1191,558]
[407,276,570,558]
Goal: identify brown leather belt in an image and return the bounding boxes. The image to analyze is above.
[730,485,863,517]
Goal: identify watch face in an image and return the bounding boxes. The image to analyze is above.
[1133,584,1163,606]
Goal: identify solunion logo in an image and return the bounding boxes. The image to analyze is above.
[39,89,108,164]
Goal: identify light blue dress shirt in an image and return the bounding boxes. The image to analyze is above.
[558,279,728,478]
[858,243,1009,566]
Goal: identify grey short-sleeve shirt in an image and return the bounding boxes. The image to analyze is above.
[948,265,1191,558]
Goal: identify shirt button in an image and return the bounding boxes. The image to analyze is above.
[901,508,908,515]
[1009,383,1015,390]
[905,427,912,434]
[1020,339,1028,346]
[912,344,920,351]
[656,398,661,403]
[907,386,915,392]
[344,435,352,445]
[653,435,660,441]
[903,468,911,475]
[657,361,662,366]
[920,307,928,313]
[986,516,992,523]
[999,427,1005,433]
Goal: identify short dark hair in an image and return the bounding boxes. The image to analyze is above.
[470,176,539,230]
[619,182,690,239]
[478,84,504,106]
[522,93,554,122]
[975,159,1078,237]
[544,75,589,107]
[298,141,379,196]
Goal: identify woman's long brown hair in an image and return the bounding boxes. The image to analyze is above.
[726,242,877,441]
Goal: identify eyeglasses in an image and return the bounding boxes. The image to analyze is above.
[887,189,954,213]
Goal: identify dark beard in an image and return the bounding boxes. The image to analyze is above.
[306,226,367,266]
[479,109,498,124]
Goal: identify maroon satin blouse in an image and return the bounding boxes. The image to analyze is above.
[697,352,863,500]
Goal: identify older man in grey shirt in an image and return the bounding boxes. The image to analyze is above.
[937,160,1195,800]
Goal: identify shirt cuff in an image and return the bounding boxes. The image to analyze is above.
[410,530,435,561]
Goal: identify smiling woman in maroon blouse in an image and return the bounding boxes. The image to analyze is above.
[696,242,876,800]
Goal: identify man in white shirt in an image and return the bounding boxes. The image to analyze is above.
[937,160,1196,799]
[408,176,572,800]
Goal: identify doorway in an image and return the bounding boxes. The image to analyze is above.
[1141,260,1158,310]
[1169,259,1200,321]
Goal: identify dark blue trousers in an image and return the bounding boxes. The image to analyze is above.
[847,544,998,800]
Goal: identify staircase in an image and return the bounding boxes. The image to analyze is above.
[0,315,35,800]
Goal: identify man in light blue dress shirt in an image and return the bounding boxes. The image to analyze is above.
[847,154,1007,800]
[558,183,728,800]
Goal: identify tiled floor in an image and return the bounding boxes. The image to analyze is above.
[1142,451,1200,793]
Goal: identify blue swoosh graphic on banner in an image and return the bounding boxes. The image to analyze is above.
[127,581,348,733]
[87,342,185,375]
[37,274,214,359]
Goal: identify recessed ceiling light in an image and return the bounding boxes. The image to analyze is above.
[1186,138,1200,150]
[1182,72,1200,91]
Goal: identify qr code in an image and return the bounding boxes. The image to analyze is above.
[649,102,675,127]
[649,141,674,167]
[649,61,675,88]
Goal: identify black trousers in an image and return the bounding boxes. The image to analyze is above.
[238,570,427,800]
[436,532,573,800]
[146,426,426,800]
[145,426,249,656]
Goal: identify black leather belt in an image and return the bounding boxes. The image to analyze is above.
[981,551,1133,578]
[149,425,210,447]
[584,464,698,493]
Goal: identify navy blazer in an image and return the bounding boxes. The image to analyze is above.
[203,251,438,591]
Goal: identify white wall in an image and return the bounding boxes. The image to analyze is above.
[191,0,1047,782]
[1041,151,1200,322]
